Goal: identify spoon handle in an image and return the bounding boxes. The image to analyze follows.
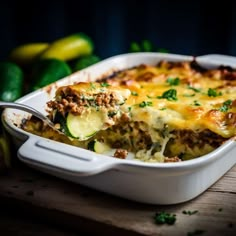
[0,101,54,127]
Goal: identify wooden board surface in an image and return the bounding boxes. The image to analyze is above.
[0,162,235,236]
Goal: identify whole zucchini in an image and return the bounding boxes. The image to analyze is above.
[0,61,24,101]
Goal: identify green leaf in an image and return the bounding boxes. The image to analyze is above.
[166,77,180,86]
[157,89,178,101]
[154,211,176,225]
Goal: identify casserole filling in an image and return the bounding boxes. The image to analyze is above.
[22,60,236,162]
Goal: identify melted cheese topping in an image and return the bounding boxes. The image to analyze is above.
[104,62,236,138]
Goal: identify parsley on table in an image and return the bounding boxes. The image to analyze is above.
[157,89,178,101]
[166,77,180,86]
[182,210,198,215]
[154,211,176,225]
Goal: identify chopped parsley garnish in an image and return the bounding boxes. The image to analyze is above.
[219,100,232,112]
[100,82,110,87]
[108,111,117,117]
[154,211,176,225]
[183,93,195,97]
[157,89,178,101]
[139,101,153,107]
[207,88,222,97]
[193,100,201,106]
[90,82,96,90]
[182,210,199,215]
[131,91,138,96]
[188,86,201,93]
[166,77,180,86]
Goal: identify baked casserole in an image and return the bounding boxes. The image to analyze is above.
[22,59,236,162]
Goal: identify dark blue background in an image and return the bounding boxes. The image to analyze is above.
[0,0,236,60]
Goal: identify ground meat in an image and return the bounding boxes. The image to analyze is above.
[47,91,121,116]
[113,149,128,159]
[164,156,182,162]
[136,72,155,81]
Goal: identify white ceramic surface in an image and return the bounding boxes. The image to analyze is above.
[2,53,236,205]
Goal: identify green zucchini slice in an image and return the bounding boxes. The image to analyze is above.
[66,110,104,140]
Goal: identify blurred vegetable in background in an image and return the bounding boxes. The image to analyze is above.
[40,33,94,61]
[4,32,97,95]
[29,58,72,91]
[0,61,24,102]
[129,39,169,53]
[9,43,49,66]
[71,54,101,72]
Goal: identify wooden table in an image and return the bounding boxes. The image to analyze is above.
[0,160,235,236]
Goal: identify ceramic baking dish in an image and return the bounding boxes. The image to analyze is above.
[2,53,236,205]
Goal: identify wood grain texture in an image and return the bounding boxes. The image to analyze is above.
[0,163,235,236]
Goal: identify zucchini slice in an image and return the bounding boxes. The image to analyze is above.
[66,110,104,140]
[88,140,110,154]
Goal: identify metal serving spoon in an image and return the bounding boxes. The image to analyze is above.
[0,101,62,134]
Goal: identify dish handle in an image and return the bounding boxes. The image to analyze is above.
[17,137,117,176]
[197,54,236,66]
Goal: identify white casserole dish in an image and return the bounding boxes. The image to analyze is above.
[2,53,236,205]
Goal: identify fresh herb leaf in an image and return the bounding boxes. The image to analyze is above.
[157,89,178,101]
[183,94,195,97]
[193,100,201,106]
[219,100,232,112]
[154,211,176,225]
[100,82,110,87]
[207,88,222,97]
[188,86,201,93]
[167,77,180,86]
[139,101,153,108]
[182,210,199,215]
[90,82,96,90]
[108,111,117,117]
[131,91,138,96]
